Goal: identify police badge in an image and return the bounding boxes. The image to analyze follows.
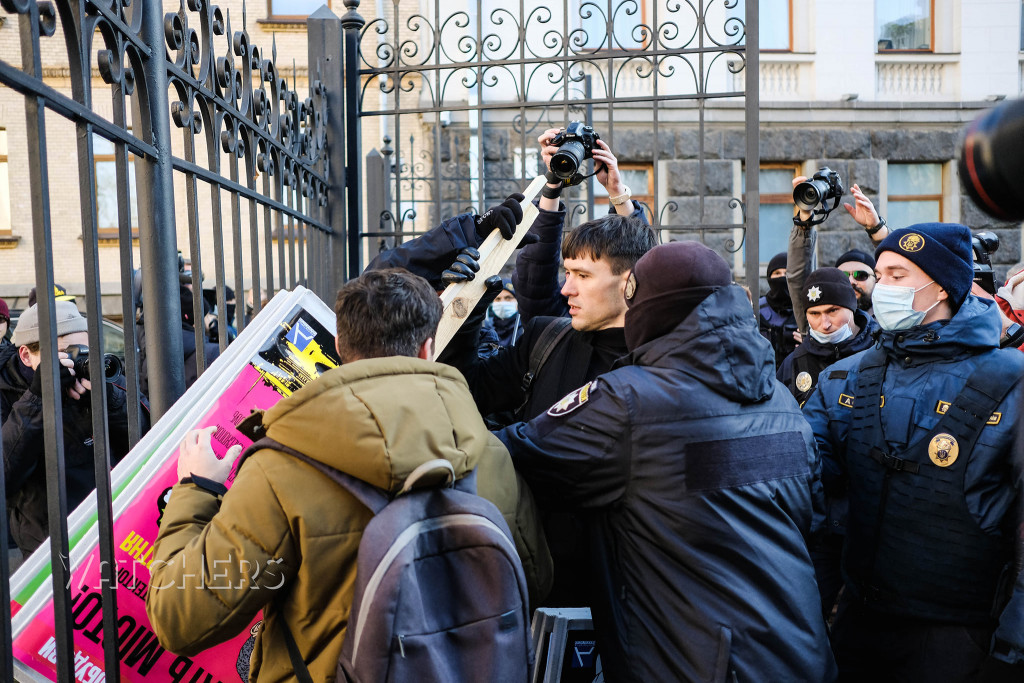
[928,433,959,467]
[795,371,813,393]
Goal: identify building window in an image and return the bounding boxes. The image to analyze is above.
[93,134,139,239]
[513,147,540,179]
[730,0,792,51]
[593,163,653,219]
[876,0,932,52]
[0,130,10,235]
[887,163,942,227]
[267,0,329,21]
[757,164,799,263]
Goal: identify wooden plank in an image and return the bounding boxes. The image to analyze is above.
[434,176,547,355]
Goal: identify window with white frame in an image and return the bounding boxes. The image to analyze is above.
[887,163,942,227]
[267,0,329,21]
[728,0,792,51]
[756,164,799,263]
[0,130,10,234]
[513,147,541,179]
[93,134,139,237]
[593,163,653,216]
[876,0,932,52]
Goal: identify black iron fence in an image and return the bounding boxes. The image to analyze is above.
[0,1,342,679]
[344,0,760,289]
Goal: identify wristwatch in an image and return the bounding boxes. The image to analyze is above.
[865,217,887,236]
[608,186,632,206]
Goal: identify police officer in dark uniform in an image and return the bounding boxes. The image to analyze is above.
[779,267,878,407]
[759,251,799,367]
[804,222,1024,680]
[778,266,879,620]
[496,242,835,682]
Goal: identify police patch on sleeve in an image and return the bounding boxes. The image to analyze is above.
[547,381,599,417]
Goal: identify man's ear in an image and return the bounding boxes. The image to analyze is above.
[18,345,33,368]
[418,337,434,361]
[936,286,949,303]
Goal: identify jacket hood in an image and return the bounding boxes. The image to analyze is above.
[879,294,1002,363]
[262,357,485,493]
[628,285,776,404]
[800,310,878,359]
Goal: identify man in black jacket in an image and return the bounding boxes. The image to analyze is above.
[2,302,131,554]
[495,242,835,682]
[778,267,879,407]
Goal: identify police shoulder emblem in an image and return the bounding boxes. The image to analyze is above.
[807,286,821,302]
[928,433,959,467]
[795,371,813,393]
[898,233,925,253]
[625,272,637,300]
[547,380,599,417]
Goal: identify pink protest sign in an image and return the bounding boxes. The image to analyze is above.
[12,303,339,682]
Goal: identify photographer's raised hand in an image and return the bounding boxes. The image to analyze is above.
[475,193,525,241]
[538,128,562,173]
[792,175,811,224]
[843,183,886,241]
[592,139,633,216]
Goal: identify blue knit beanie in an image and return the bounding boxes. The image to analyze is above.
[874,222,974,309]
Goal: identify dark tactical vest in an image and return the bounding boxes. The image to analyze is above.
[844,348,1020,623]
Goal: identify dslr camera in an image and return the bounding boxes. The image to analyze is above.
[549,122,601,181]
[65,344,123,383]
[971,231,1000,295]
[793,167,845,211]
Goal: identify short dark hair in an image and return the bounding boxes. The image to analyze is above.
[335,269,443,362]
[562,214,658,274]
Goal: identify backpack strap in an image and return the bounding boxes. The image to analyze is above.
[280,619,316,683]
[519,317,573,414]
[240,437,390,514]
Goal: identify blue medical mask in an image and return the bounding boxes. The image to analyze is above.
[810,323,853,345]
[490,301,518,319]
[872,281,940,331]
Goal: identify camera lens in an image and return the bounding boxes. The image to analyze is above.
[959,98,1024,221]
[551,140,586,179]
[103,354,123,381]
[793,179,829,211]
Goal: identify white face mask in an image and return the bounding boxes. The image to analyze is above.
[490,301,518,319]
[872,281,940,331]
[810,323,853,345]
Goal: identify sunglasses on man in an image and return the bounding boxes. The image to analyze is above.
[841,269,874,282]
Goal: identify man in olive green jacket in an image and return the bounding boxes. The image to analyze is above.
[146,269,551,683]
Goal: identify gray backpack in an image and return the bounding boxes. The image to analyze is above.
[244,437,534,683]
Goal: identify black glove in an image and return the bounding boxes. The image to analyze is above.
[475,193,525,241]
[471,276,505,318]
[28,362,76,397]
[441,248,481,287]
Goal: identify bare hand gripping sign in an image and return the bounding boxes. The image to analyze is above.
[433,175,546,355]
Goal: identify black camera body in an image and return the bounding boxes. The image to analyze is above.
[65,344,123,383]
[793,167,845,211]
[549,122,601,180]
[971,230,1000,295]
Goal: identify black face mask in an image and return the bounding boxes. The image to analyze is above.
[226,303,236,322]
[766,276,792,311]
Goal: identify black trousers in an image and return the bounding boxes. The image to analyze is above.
[831,597,1022,683]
